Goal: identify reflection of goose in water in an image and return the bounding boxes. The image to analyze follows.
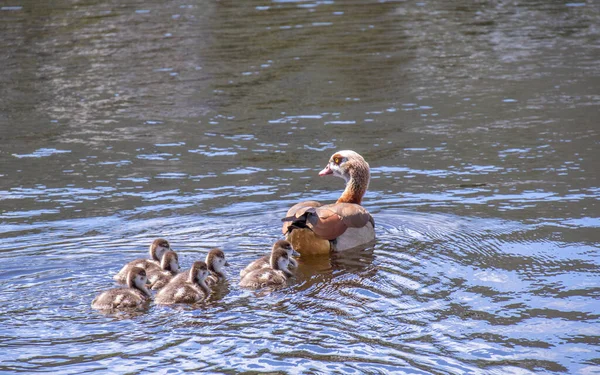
[282,150,376,256]
[285,210,471,294]
[287,247,377,293]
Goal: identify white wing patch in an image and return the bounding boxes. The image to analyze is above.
[175,287,186,299]
[334,222,375,251]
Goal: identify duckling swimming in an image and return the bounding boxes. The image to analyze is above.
[114,238,172,284]
[239,248,294,289]
[92,267,151,310]
[155,261,210,304]
[205,248,230,286]
[147,250,180,290]
[240,240,299,279]
[170,248,230,286]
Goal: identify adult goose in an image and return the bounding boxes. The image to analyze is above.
[282,150,375,255]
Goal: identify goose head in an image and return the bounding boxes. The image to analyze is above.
[319,150,370,204]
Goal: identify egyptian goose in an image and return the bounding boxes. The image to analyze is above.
[282,150,375,255]
[147,250,181,290]
[114,238,172,284]
[240,240,299,279]
[92,267,151,310]
[239,248,293,288]
[155,261,210,304]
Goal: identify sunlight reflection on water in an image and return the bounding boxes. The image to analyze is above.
[0,0,599,373]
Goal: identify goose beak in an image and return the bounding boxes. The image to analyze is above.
[292,249,300,257]
[319,165,333,176]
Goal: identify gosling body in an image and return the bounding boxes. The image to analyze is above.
[155,261,210,304]
[114,239,172,284]
[147,250,180,290]
[92,267,151,310]
[239,248,293,289]
[170,248,229,286]
[240,240,299,279]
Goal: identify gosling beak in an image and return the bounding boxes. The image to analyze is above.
[224,261,230,267]
[292,249,300,257]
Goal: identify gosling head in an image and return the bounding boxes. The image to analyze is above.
[272,239,300,258]
[149,238,172,262]
[270,248,292,277]
[206,248,230,278]
[127,267,151,297]
[188,261,210,295]
[160,250,180,274]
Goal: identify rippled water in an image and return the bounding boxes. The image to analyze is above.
[1,0,599,374]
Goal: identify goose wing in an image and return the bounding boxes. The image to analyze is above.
[282,201,374,240]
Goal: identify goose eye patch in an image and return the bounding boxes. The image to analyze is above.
[333,157,341,164]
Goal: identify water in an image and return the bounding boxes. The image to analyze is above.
[1,0,599,373]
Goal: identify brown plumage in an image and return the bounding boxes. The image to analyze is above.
[239,248,293,289]
[282,150,375,255]
[169,248,229,286]
[92,267,151,310]
[147,250,180,290]
[240,240,299,279]
[155,261,210,304]
[204,248,230,286]
[114,239,172,284]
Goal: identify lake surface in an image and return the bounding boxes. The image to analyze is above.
[1,0,599,374]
